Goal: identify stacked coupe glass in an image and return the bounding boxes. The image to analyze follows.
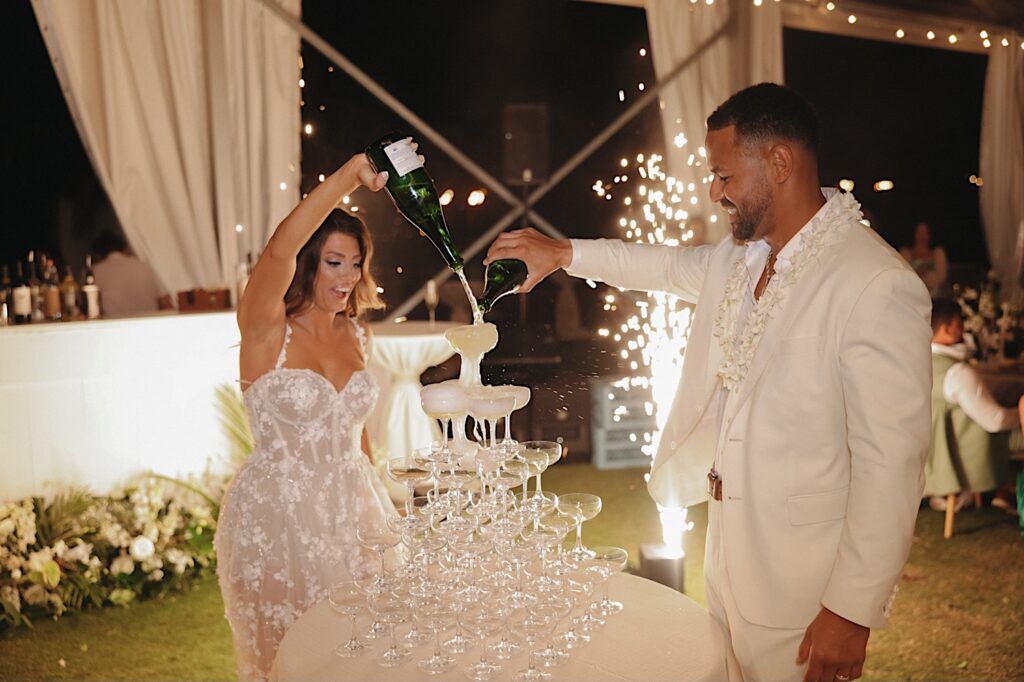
[330,384,629,681]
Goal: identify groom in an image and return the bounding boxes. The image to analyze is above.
[485,83,931,682]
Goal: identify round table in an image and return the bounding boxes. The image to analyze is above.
[366,321,458,463]
[270,573,729,682]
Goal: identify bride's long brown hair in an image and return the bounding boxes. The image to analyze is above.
[284,210,385,318]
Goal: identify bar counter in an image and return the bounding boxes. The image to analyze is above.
[0,311,240,501]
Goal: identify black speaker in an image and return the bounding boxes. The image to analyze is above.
[503,103,549,186]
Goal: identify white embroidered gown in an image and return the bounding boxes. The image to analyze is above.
[215,319,395,681]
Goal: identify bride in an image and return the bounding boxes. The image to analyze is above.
[215,151,400,681]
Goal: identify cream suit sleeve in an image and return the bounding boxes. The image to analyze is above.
[822,267,932,629]
[565,238,714,303]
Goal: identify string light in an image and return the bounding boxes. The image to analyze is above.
[618,89,626,102]
[279,182,287,191]
[825,2,835,11]
[847,15,857,24]
[318,173,325,182]
[895,28,905,39]
[235,223,243,233]
[439,188,455,206]
[467,189,487,207]
[948,34,958,44]
[927,31,936,40]
[639,47,647,56]
[1001,38,1010,47]
[303,123,314,135]
[873,179,894,192]
[838,178,855,192]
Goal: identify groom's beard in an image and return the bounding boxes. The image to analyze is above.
[728,180,773,242]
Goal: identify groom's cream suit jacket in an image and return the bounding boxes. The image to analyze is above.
[567,191,931,631]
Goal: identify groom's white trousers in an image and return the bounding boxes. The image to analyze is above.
[705,497,808,682]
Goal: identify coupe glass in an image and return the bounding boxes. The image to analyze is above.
[519,440,561,498]
[508,606,560,681]
[533,592,573,668]
[462,605,505,680]
[589,546,629,617]
[486,600,521,660]
[468,385,517,450]
[356,518,401,590]
[420,382,469,452]
[369,591,410,667]
[497,384,531,450]
[415,598,458,674]
[556,493,602,562]
[553,570,593,650]
[327,581,368,658]
[386,457,433,519]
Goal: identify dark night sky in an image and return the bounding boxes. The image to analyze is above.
[0,0,992,298]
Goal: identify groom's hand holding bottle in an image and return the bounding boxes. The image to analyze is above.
[484,227,572,293]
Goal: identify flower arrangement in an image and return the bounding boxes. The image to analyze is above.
[954,273,1023,362]
[0,384,251,630]
[0,474,225,630]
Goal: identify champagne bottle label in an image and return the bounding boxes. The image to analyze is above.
[383,139,424,176]
[12,287,31,316]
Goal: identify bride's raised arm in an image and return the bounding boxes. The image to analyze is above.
[238,153,387,343]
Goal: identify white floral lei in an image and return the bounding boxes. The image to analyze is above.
[713,192,862,390]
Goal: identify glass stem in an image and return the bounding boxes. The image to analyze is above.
[405,482,415,516]
[575,521,584,551]
[536,472,543,495]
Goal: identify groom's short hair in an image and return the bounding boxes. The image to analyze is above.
[707,83,819,156]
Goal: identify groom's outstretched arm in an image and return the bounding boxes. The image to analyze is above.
[485,227,713,302]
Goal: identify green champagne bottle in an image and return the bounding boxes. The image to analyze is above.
[365,132,463,271]
[478,258,528,314]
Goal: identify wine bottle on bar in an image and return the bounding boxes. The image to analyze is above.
[364,132,463,272]
[12,261,32,325]
[478,258,528,314]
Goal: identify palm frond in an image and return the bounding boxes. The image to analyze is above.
[34,489,95,547]
[214,383,253,469]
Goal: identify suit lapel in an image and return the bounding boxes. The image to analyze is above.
[729,235,840,414]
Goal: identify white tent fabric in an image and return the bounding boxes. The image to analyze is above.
[31,0,301,296]
[644,0,783,244]
[979,38,1024,296]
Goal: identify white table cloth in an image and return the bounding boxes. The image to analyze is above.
[271,573,729,682]
[367,321,458,462]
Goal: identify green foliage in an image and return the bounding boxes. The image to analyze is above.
[33,489,94,547]
[214,383,254,470]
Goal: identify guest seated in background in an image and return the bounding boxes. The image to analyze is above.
[91,230,172,316]
[926,299,1021,511]
[900,221,948,297]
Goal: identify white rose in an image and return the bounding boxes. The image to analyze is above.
[0,518,15,540]
[129,536,155,562]
[110,553,135,576]
[26,547,53,573]
[11,568,21,580]
[63,542,93,564]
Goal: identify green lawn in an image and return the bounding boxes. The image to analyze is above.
[2,464,1022,681]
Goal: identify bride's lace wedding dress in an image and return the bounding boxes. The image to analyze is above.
[215,318,395,681]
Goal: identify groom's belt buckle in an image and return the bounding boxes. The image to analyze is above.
[707,469,722,501]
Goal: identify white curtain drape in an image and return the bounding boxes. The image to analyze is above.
[31,0,301,296]
[644,0,783,244]
[979,36,1024,297]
